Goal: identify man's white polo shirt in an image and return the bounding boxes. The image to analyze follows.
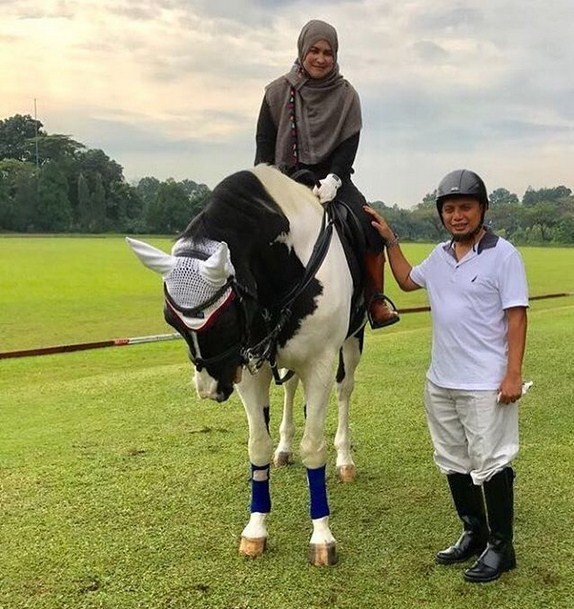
[409,231,529,390]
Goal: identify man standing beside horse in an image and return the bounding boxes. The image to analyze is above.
[365,169,529,583]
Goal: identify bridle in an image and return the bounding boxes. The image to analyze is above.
[164,264,257,373]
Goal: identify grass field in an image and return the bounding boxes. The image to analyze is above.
[1,237,573,609]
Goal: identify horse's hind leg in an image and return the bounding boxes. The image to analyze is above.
[334,330,364,483]
[273,372,299,467]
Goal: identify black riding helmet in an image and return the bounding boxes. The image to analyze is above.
[435,169,489,225]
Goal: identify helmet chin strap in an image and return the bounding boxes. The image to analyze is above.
[451,223,484,243]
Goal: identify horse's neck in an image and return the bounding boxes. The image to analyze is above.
[242,211,324,315]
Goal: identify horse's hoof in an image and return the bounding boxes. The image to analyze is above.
[337,464,356,483]
[308,542,338,566]
[239,536,267,557]
[273,452,293,467]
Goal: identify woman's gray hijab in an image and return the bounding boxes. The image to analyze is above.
[264,19,362,169]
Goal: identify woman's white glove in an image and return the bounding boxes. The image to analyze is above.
[313,173,342,204]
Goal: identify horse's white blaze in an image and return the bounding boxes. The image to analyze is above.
[194,369,220,400]
[310,516,336,545]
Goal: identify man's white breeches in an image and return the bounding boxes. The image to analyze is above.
[424,380,519,485]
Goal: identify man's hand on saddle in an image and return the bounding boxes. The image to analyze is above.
[313,173,342,204]
[363,205,395,244]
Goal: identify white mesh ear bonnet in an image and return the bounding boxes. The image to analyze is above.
[165,238,235,331]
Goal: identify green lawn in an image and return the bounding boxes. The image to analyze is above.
[1,237,572,352]
[1,237,573,608]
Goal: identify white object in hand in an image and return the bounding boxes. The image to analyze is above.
[497,381,533,403]
[313,173,342,204]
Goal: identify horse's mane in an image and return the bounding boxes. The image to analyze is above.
[181,167,294,248]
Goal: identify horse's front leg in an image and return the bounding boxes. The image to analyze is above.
[299,355,338,566]
[273,372,299,467]
[334,331,363,482]
[236,365,273,558]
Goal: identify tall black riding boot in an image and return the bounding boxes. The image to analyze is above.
[436,473,488,565]
[464,467,516,583]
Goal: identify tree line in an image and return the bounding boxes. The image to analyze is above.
[0,114,210,234]
[1,114,572,244]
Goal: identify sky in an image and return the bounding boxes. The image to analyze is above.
[1,0,573,207]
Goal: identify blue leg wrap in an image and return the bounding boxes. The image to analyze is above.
[307,465,329,519]
[250,464,271,513]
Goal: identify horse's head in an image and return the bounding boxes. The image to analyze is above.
[126,237,248,402]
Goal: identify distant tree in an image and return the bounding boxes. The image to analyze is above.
[108,181,145,232]
[13,170,39,232]
[135,176,161,206]
[0,159,38,231]
[488,201,522,238]
[0,114,45,162]
[179,178,199,197]
[77,149,124,193]
[524,202,560,242]
[522,185,572,206]
[419,190,437,208]
[408,192,445,240]
[77,172,91,231]
[555,215,574,243]
[36,161,73,231]
[90,173,106,232]
[489,188,519,207]
[35,134,85,164]
[188,183,211,217]
[0,168,12,230]
[411,204,445,241]
[146,179,194,234]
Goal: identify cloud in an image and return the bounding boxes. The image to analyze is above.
[1,0,572,206]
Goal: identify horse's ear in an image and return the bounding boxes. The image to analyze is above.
[125,237,177,277]
[199,242,235,287]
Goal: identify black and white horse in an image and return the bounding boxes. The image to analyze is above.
[127,164,365,565]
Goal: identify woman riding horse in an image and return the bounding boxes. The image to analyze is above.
[255,19,399,329]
